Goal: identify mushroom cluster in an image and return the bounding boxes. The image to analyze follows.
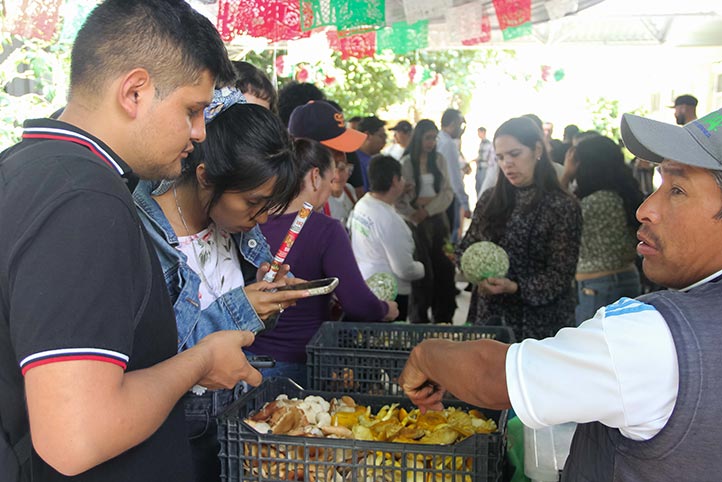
[245,394,497,444]
[242,394,499,481]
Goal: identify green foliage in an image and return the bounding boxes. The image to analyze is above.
[0,31,70,148]
[405,49,515,114]
[586,96,649,143]
[586,96,620,140]
[240,50,411,116]
[325,53,411,116]
[240,48,514,118]
[242,50,276,78]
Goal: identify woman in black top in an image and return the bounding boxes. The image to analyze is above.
[459,117,582,339]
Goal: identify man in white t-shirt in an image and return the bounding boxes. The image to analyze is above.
[351,155,425,321]
[399,108,722,480]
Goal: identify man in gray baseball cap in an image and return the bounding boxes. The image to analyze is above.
[623,107,721,170]
[397,109,722,480]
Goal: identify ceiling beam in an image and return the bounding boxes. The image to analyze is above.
[641,17,674,44]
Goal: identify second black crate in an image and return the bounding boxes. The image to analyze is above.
[306,322,515,395]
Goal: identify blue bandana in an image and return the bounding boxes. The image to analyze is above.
[203,86,246,124]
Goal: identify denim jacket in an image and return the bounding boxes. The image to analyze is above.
[133,180,277,351]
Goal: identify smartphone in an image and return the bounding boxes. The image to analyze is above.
[248,355,276,369]
[275,277,339,296]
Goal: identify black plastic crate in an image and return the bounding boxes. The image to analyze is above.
[306,322,515,395]
[218,377,507,482]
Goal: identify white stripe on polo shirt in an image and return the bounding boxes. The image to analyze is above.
[23,126,125,176]
[20,348,130,375]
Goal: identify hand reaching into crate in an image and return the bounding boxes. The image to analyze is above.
[400,338,512,411]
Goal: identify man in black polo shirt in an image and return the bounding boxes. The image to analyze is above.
[0,1,263,481]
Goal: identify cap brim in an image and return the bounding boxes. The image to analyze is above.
[621,113,720,169]
[321,128,367,153]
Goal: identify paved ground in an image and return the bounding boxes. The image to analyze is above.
[452,281,471,326]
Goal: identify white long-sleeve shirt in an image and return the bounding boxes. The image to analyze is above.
[506,269,722,441]
[350,194,425,295]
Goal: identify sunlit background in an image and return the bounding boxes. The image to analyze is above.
[2,0,721,166]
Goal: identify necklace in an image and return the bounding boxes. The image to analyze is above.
[173,183,223,300]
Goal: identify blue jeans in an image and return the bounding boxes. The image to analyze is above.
[245,350,309,388]
[575,268,641,325]
[183,384,246,482]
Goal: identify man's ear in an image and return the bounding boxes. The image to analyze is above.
[117,68,153,119]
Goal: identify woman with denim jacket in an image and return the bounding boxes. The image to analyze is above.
[133,96,307,482]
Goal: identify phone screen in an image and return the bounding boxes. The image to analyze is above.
[275,277,339,295]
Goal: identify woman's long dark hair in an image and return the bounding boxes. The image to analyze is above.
[480,116,569,240]
[292,137,334,180]
[574,136,644,228]
[404,119,443,199]
[180,103,299,217]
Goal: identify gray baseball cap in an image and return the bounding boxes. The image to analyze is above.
[621,108,722,170]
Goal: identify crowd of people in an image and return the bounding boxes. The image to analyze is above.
[0,0,719,481]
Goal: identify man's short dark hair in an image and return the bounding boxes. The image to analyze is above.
[673,94,698,107]
[233,61,278,113]
[278,81,325,126]
[563,124,580,142]
[369,154,401,193]
[478,126,487,133]
[69,0,234,101]
[358,116,386,134]
[441,109,462,127]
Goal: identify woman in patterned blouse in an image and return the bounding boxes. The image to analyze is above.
[568,136,645,324]
[458,117,582,339]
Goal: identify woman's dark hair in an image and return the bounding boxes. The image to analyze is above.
[405,119,443,199]
[574,135,644,227]
[292,137,334,180]
[232,60,278,114]
[180,103,299,217]
[480,116,569,240]
[278,81,325,126]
